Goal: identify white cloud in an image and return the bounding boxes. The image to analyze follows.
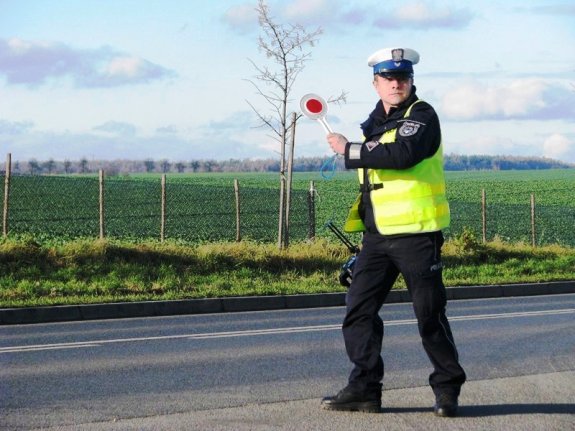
[282,0,331,22]
[524,4,575,15]
[156,125,178,135]
[93,121,137,137]
[374,1,473,29]
[0,119,34,135]
[0,109,281,162]
[445,134,522,157]
[261,1,472,30]
[440,79,575,121]
[222,3,258,33]
[224,0,368,32]
[0,126,268,162]
[543,133,575,162]
[6,38,49,54]
[202,111,255,134]
[105,57,144,78]
[0,38,175,88]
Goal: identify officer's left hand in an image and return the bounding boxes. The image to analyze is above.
[327,133,347,155]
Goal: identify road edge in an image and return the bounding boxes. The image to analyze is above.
[1,280,574,325]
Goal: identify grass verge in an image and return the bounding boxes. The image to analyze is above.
[1,233,574,308]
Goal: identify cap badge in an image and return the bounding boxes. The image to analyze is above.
[391,49,404,62]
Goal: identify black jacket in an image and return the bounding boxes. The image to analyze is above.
[345,87,441,170]
[344,87,442,234]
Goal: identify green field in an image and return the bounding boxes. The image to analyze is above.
[2,169,574,246]
[1,169,574,307]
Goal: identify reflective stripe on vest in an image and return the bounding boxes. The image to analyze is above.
[343,100,450,235]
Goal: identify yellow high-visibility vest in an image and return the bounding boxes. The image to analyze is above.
[343,100,450,235]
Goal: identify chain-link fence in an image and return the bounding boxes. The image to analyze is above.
[1,173,574,247]
[1,174,313,243]
[6,175,99,238]
[447,196,575,246]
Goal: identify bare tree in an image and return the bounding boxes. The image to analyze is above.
[190,161,200,172]
[175,162,186,173]
[144,159,155,173]
[160,159,171,173]
[79,158,89,174]
[43,159,55,175]
[246,0,322,248]
[28,159,40,175]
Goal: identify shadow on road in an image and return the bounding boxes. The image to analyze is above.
[381,403,575,417]
[459,403,575,417]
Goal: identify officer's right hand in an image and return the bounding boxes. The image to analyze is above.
[327,133,347,155]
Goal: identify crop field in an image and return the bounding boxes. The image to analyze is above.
[2,169,574,246]
[312,169,573,246]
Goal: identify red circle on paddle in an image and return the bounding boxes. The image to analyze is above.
[300,93,328,119]
[305,98,323,114]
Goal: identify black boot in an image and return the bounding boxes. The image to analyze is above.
[321,385,381,413]
[434,392,458,417]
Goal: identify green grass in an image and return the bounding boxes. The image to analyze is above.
[3,169,574,245]
[1,234,573,308]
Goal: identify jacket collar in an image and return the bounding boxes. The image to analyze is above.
[360,86,418,138]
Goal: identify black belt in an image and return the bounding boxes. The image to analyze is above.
[359,183,383,192]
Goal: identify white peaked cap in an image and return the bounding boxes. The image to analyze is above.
[367,48,420,75]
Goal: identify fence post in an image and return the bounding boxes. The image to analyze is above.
[161,174,166,242]
[234,178,241,242]
[99,170,105,239]
[308,180,316,240]
[481,188,486,243]
[284,112,297,248]
[531,193,536,247]
[3,153,11,237]
[278,175,286,249]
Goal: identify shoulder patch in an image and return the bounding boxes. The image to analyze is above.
[365,140,380,152]
[398,121,421,137]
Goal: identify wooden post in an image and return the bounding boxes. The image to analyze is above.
[531,193,536,247]
[3,153,11,237]
[284,112,297,248]
[481,188,486,243]
[234,179,241,242]
[308,180,316,240]
[99,169,105,239]
[277,119,287,249]
[161,174,166,242]
[278,175,286,249]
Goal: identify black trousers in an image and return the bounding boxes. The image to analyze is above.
[343,230,466,396]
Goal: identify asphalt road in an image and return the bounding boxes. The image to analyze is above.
[1,294,574,430]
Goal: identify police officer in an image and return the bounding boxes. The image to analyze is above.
[321,47,466,417]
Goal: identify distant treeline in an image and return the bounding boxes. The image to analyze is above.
[443,154,572,171]
[3,154,573,175]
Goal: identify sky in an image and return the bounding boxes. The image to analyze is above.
[1,0,574,164]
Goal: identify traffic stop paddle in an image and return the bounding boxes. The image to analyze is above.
[300,93,342,178]
[300,93,333,134]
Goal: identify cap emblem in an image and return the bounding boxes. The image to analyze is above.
[391,49,404,62]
